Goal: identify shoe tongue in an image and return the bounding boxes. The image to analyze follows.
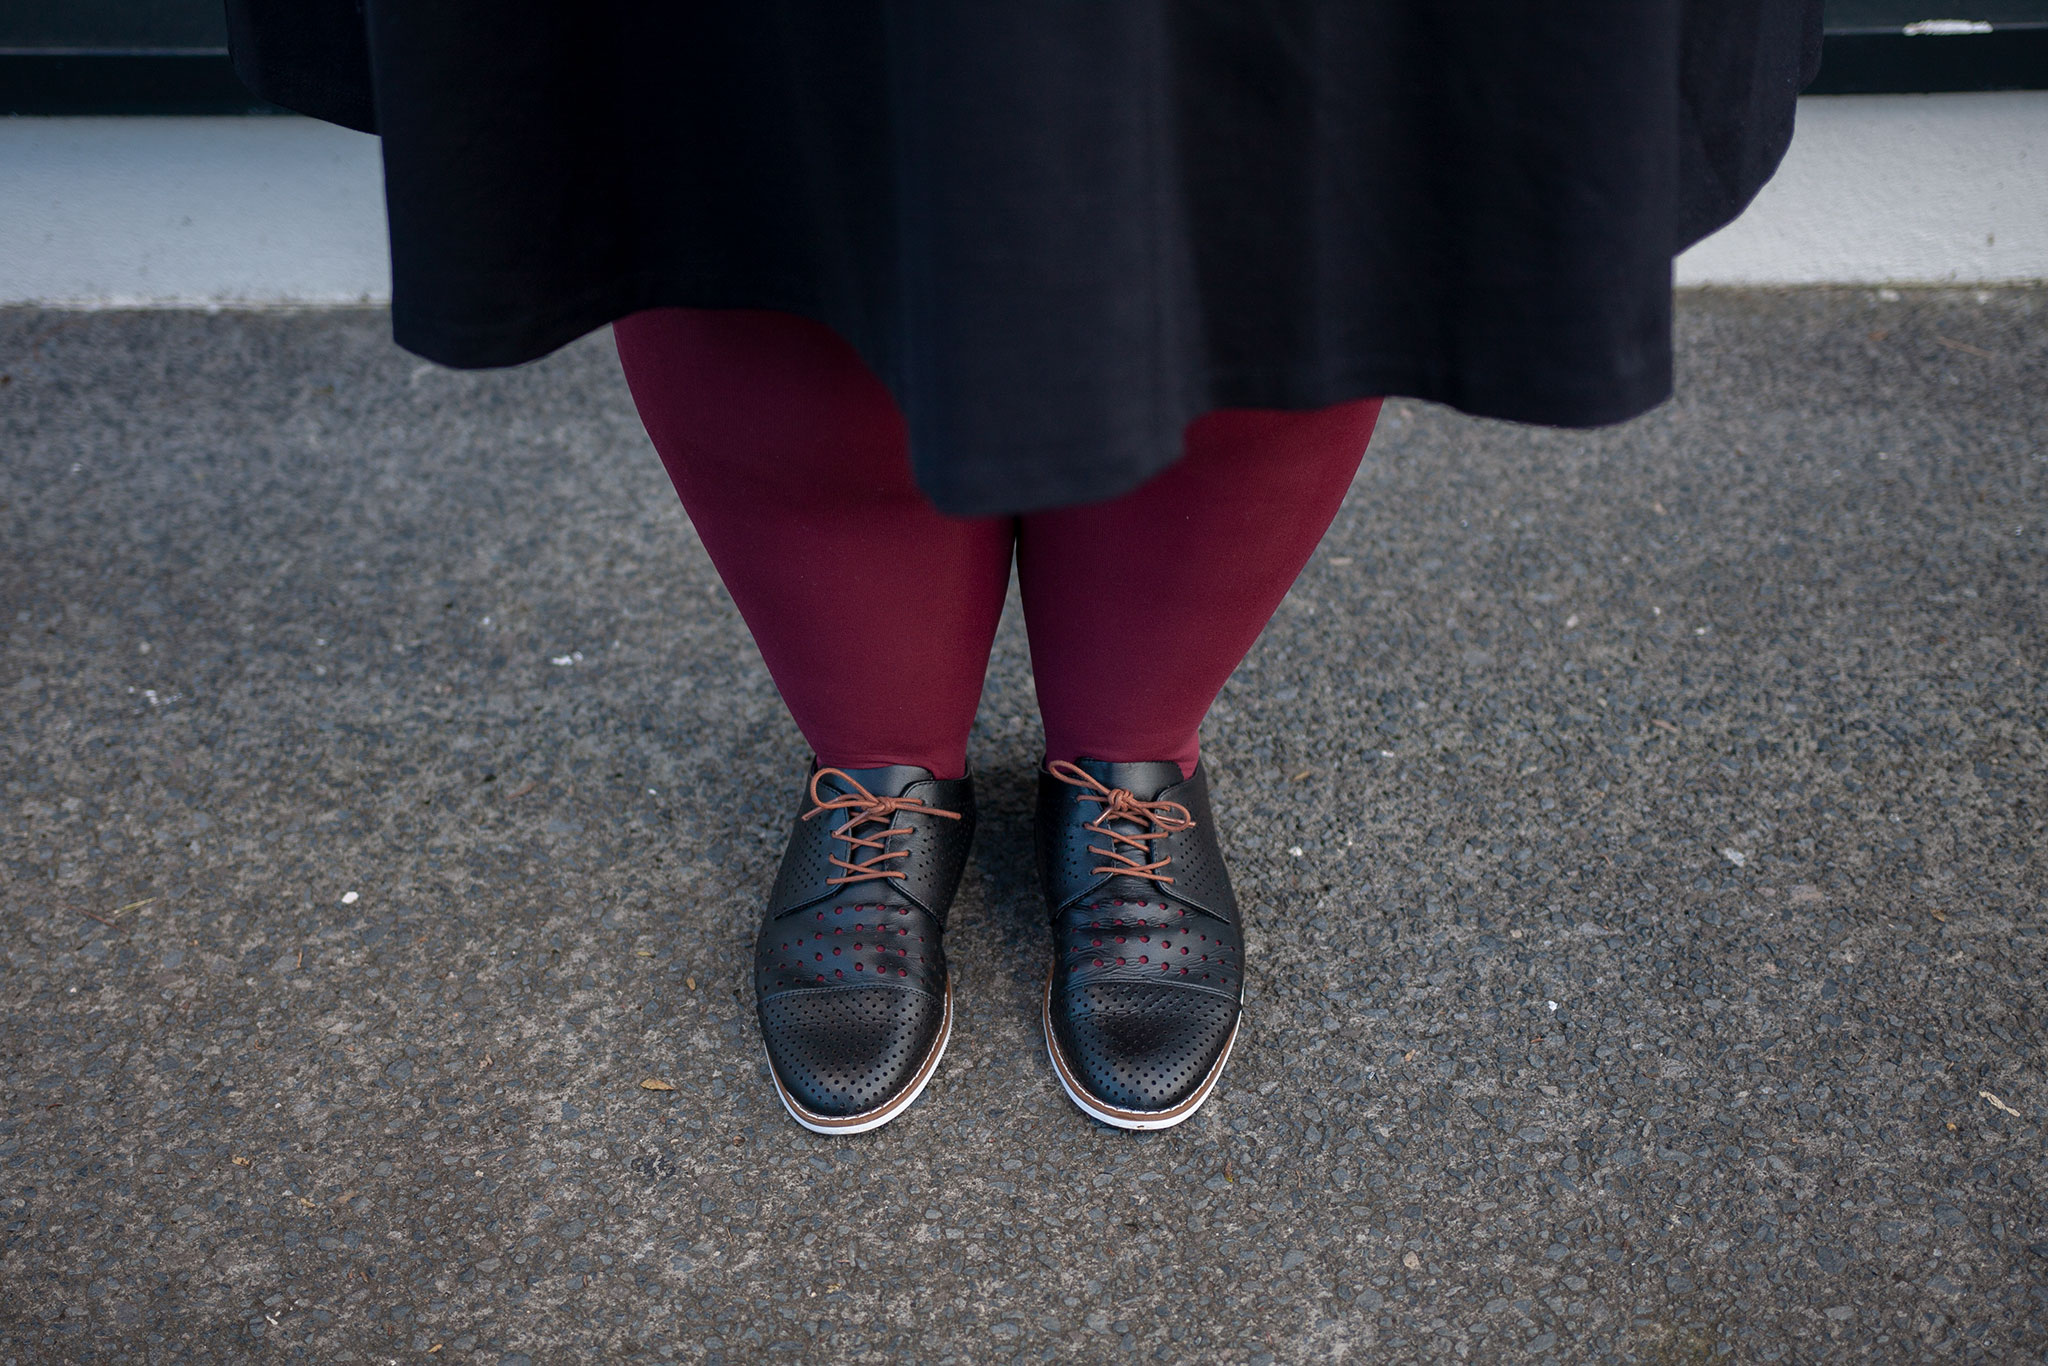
[816,764,936,800]
[1070,757,1186,802]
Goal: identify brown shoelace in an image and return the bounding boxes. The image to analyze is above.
[1046,760,1196,887]
[802,768,962,886]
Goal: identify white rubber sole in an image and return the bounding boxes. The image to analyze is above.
[1041,968,1241,1131]
[764,981,952,1137]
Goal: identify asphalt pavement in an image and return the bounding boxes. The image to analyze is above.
[1,289,2044,1362]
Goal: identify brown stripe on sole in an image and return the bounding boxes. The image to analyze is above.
[767,980,952,1136]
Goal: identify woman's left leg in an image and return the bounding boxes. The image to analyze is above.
[1018,398,1383,776]
[1017,397,1381,1129]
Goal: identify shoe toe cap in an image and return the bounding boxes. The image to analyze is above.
[759,984,944,1120]
[1053,982,1238,1114]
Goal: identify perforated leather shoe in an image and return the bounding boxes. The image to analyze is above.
[754,764,974,1134]
[1037,758,1243,1130]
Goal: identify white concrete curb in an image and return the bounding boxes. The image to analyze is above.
[2,92,2044,308]
[1676,91,2048,287]
[0,116,388,306]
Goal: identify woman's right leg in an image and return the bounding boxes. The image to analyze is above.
[615,307,1008,1134]
[613,308,1013,780]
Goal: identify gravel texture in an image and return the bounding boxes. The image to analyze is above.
[1,290,2044,1363]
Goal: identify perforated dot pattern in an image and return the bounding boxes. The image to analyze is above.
[1050,981,1238,1113]
[1037,759,1246,1112]
[1035,760,1238,922]
[754,765,970,1121]
[1057,898,1241,997]
[758,984,944,1118]
[755,901,947,997]
[1143,772,1235,916]
[766,766,977,920]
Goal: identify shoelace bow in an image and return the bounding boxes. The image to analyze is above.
[802,767,962,886]
[1046,760,1196,887]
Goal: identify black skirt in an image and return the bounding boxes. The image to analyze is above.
[227,2,1822,515]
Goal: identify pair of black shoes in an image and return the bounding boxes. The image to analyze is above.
[752,759,1243,1134]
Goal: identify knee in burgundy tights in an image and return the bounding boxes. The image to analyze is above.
[614,308,1378,780]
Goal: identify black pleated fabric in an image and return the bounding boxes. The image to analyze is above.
[226,1,1822,516]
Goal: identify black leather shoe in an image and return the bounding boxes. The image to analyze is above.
[754,764,974,1134]
[1037,758,1243,1130]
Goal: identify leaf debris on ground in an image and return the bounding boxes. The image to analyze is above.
[1980,1091,2022,1119]
[1935,334,1998,359]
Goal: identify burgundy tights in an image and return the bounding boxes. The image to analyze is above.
[614,309,1378,781]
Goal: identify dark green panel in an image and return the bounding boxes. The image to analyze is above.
[0,52,276,114]
[1826,0,2048,28]
[1809,27,2048,91]
[1812,1,2048,92]
[0,0,226,52]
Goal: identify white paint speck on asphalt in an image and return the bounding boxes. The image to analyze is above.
[341,891,359,905]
